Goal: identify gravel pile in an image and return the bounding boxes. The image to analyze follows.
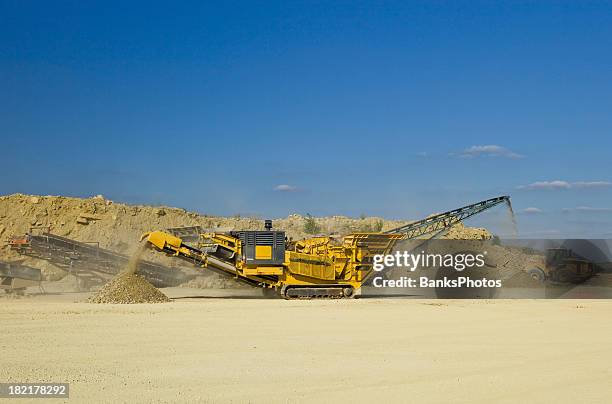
[88,273,170,304]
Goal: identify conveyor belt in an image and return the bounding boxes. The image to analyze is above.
[385,196,510,239]
[9,232,193,287]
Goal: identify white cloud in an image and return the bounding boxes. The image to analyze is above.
[518,180,611,190]
[518,180,571,190]
[457,145,524,159]
[273,184,298,192]
[416,151,428,157]
[522,207,544,214]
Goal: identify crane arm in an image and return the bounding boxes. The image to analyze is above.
[384,196,510,239]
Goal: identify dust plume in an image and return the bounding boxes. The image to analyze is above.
[505,198,518,238]
[122,242,148,275]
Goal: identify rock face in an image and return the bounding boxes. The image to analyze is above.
[0,194,410,251]
[442,222,492,240]
[88,273,170,304]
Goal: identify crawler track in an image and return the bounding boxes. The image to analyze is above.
[281,285,355,299]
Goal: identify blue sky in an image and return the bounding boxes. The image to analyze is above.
[1,1,611,237]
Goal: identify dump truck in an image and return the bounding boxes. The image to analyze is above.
[141,196,511,299]
[527,248,595,283]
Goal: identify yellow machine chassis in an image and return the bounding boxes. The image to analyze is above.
[141,230,403,298]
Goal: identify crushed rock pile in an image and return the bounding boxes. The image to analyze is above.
[88,273,170,304]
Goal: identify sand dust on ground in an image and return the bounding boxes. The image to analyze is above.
[1,298,611,403]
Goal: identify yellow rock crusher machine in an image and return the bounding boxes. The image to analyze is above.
[142,196,510,299]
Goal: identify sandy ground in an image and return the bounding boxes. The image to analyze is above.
[1,292,612,403]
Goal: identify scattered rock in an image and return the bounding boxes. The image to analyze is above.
[76,217,89,225]
[79,213,102,221]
